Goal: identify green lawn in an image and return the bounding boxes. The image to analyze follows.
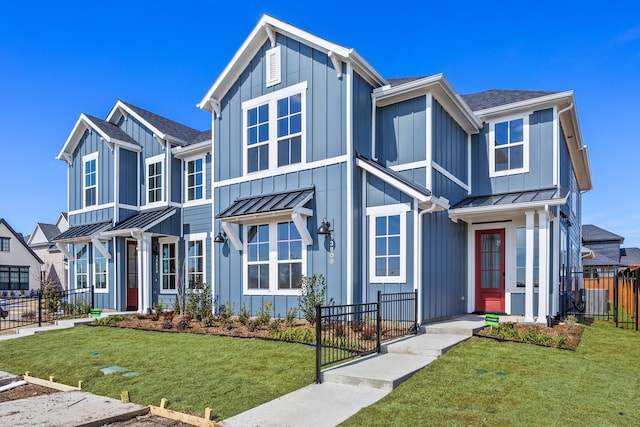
[0,325,314,420]
[342,322,640,426]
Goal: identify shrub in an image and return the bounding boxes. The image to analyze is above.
[298,274,332,326]
[176,316,191,331]
[269,318,281,332]
[152,302,164,321]
[238,303,251,326]
[269,328,315,343]
[43,289,62,313]
[161,319,173,330]
[564,315,578,331]
[22,311,36,321]
[220,302,235,325]
[95,315,128,326]
[162,310,175,322]
[285,307,298,327]
[360,324,377,341]
[256,300,273,326]
[202,315,216,327]
[333,322,346,337]
[185,283,212,321]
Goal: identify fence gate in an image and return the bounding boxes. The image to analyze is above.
[315,290,417,383]
[616,267,639,330]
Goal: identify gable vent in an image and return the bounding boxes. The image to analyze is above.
[266,46,281,87]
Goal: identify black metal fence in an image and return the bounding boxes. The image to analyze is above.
[559,266,639,330]
[0,287,94,331]
[315,290,417,383]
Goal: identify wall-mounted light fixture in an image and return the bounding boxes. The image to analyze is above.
[213,230,227,244]
[317,218,332,236]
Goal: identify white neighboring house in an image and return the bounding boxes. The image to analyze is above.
[26,213,69,290]
[0,218,43,294]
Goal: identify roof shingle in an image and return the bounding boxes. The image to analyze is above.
[460,89,559,112]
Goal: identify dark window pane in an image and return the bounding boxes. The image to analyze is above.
[278,139,289,166]
[278,117,288,137]
[278,263,290,289]
[375,258,386,276]
[258,123,269,142]
[290,94,301,113]
[277,98,288,117]
[388,215,400,235]
[259,145,269,170]
[375,237,386,256]
[495,121,508,146]
[510,119,524,143]
[375,216,386,236]
[248,108,257,126]
[290,263,302,288]
[510,145,523,169]
[290,136,301,164]
[290,114,301,134]
[248,127,257,145]
[248,147,258,172]
[388,257,400,276]
[258,104,269,122]
[495,148,509,171]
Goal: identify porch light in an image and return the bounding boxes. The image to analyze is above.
[213,231,227,244]
[317,219,332,236]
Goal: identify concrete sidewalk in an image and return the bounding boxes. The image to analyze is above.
[221,315,486,427]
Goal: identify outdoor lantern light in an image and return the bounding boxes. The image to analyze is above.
[213,230,227,244]
[317,218,332,236]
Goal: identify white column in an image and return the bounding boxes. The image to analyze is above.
[141,234,152,313]
[136,236,143,313]
[537,209,549,323]
[525,211,535,322]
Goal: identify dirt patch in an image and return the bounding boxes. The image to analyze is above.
[105,413,192,426]
[0,383,56,402]
[475,321,584,350]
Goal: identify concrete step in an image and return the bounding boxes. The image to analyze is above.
[420,315,486,336]
[322,353,436,391]
[383,333,470,357]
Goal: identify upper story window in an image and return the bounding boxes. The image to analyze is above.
[83,153,98,207]
[489,115,529,177]
[0,237,9,252]
[145,155,164,205]
[367,204,409,284]
[242,82,307,175]
[185,157,205,202]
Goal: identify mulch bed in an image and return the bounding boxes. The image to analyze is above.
[0,384,56,402]
[475,321,584,350]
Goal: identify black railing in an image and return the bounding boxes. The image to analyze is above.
[0,287,94,331]
[315,290,417,383]
[616,268,639,330]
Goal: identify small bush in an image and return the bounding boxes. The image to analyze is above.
[269,328,315,343]
[256,300,273,326]
[185,283,212,321]
[238,304,251,326]
[22,311,36,321]
[564,315,578,331]
[298,274,333,326]
[95,315,128,326]
[162,310,175,322]
[202,315,216,327]
[360,324,377,341]
[152,302,164,321]
[269,318,281,332]
[176,316,191,331]
[220,302,235,325]
[161,319,173,330]
[247,319,258,332]
[285,307,298,327]
[333,322,346,337]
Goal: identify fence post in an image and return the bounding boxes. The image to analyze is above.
[614,271,619,327]
[635,272,639,331]
[38,290,42,327]
[414,289,419,334]
[315,303,321,384]
[376,291,382,353]
[91,285,95,311]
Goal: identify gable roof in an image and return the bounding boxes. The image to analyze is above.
[198,14,386,112]
[582,224,624,243]
[461,90,559,112]
[108,101,203,146]
[57,113,142,163]
[0,218,43,264]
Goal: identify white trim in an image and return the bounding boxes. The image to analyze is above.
[114,145,120,222]
[159,239,178,294]
[265,45,281,87]
[425,93,433,190]
[366,204,410,284]
[361,168,367,304]
[220,221,242,251]
[389,160,428,172]
[213,155,347,188]
[449,193,568,223]
[371,95,377,161]
[467,133,472,195]
[525,211,535,322]
[74,243,89,290]
[82,152,99,209]
[242,82,307,175]
[346,62,353,305]
[92,241,109,294]
[327,51,343,79]
[242,220,307,296]
[537,209,549,323]
[183,155,207,204]
[68,203,113,216]
[553,106,559,188]
[488,114,530,178]
[145,154,165,207]
[432,161,470,192]
[119,203,140,211]
[172,140,211,159]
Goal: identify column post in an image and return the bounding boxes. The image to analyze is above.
[537,209,549,323]
[525,211,535,323]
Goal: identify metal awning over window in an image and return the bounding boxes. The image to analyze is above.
[216,187,314,250]
[52,221,112,243]
[102,207,177,236]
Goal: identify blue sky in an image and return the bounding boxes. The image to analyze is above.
[1,1,638,247]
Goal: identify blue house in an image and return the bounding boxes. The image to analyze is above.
[56,15,592,324]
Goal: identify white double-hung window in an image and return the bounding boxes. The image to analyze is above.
[82,152,98,208]
[242,81,307,174]
[93,241,109,292]
[244,220,305,295]
[145,154,164,205]
[489,115,529,176]
[185,157,205,202]
[367,204,409,284]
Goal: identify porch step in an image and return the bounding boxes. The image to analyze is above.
[321,353,436,391]
[420,315,486,336]
[383,333,470,357]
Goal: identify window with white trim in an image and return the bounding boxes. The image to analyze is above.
[244,220,306,294]
[75,243,88,289]
[187,239,204,287]
[242,82,307,174]
[515,227,539,288]
[489,115,529,176]
[93,242,108,292]
[145,155,164,204]
[83,153,98,207]
[0,237,9,252]
[161,241,177,292]
[367,204,409,283]
[185,157,204,202]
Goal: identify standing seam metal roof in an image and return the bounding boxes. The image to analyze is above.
[451,188,568,210]
[217,188,314,219]
[108,207,176,232]
[52,221,112,242]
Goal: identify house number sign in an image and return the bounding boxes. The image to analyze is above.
[329,236,335,264]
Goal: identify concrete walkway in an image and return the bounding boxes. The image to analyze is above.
[221,315,486,427]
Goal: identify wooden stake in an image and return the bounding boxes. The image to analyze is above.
[78,380,83,389]
[49,376,55,382]
[205,407,212,420]
[160,398,168,409]
[121,391,130,404]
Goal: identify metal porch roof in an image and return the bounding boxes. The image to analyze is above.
[52,221,112,242]
[217,188,314,220]
[451,188,568,210]
[107,207,176,233]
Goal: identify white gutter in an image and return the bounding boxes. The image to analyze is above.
[415,202,439,325]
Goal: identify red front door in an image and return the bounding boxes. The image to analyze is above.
[475,229,505,313]
[126,241,138,310]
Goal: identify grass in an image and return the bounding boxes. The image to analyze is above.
[342,321,640,427]
[0,325,314,420]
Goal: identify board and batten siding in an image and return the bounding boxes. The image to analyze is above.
[183,205,212,235]
[214,35,347,182]
[472,108,554,195]
[213,163,347,317]
[375,96,427,167]
[352,72,374,156]
[119,148,138,206]
[432,99,468,190]
[69,208,113,227]
[69,130,114,212]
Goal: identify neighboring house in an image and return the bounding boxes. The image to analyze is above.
[0,218,43,293]
[54,102,211,311]
[57,15,592,324]
[27,212,69,290]
[582,224,640,276]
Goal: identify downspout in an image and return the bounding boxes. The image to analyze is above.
[416,201,439,326]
